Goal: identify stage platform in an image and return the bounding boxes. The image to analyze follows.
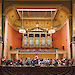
[9,49,65,59]
[0,66,75,75]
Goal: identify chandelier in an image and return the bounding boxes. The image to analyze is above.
[19,11,26,33]
[48,11,55,34]
[48,29,55,33]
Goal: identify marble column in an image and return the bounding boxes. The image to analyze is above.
[50,34,52,47]
[39,33,41,47]
[33,33,35,46]
[66,19,71,59]
[4,17,8,59]
[45,33,47,47]
[16,50,18,60]
[27,33,29,47]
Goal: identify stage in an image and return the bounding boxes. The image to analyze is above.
[0,66,75,75]
[9,49,65,59]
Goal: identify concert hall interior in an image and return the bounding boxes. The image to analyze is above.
[0,0,75,62]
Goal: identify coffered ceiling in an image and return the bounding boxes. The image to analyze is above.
[6,5,69,31]
[17,9,57,20]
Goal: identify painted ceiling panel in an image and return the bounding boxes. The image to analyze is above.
[7,7,68,31]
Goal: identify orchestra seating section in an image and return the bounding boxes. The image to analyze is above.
[0,57,75,75]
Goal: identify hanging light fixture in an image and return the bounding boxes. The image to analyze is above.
[36,20,39,27]
[19,10,26,33]
[48,29,55,34]
[48,11,55,34]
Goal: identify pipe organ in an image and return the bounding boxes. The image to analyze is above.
[22,27,52,48]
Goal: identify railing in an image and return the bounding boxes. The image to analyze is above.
[18,49,56,53]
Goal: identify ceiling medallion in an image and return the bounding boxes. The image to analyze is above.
[36,24,39,27]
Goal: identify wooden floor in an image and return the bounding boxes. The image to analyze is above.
[18,54,56,59]
[0,66,75,75]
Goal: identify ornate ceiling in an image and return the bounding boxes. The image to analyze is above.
[17,9,57,20]
[6,5,69,31]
